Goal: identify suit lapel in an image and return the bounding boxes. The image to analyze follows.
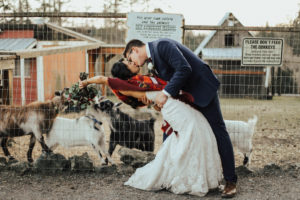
[148,42,156,67]
[148,41,172,81]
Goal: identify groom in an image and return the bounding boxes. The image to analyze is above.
[123,38,237,198]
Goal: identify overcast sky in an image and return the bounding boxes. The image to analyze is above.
[29,0,300,26]
[162,0,300,26]
[59,0,300,26]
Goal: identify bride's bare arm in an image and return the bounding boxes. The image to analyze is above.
[79,75,108,88]
[120,90,161,111]
[119,90,146,99]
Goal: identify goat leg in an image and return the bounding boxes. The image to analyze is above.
[27,134,36,163]
[91,144,106,165]
[38,135,52,154]
[98,136,115,165]
[108,141,117,156]
[1,137,16,161]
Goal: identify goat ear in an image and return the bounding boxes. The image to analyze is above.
[99,96,105,101]
[114,102,122,108]
[93,95,105,104]
[54,91,61,96]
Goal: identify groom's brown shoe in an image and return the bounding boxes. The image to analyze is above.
[221,181,236,198]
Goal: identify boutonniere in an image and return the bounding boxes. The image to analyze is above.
[148,62,154,71]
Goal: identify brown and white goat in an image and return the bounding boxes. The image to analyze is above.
[0,94,65,162]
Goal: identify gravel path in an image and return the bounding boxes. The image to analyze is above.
[0,164,299,200]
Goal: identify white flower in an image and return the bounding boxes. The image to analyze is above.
[148,62,154,70]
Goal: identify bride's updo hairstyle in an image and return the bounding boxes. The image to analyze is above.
[111,58,136,80]
[110,58,141,109]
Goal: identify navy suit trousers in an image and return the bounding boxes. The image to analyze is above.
[196,94,237,183]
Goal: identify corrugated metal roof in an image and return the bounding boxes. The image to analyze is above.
[202,47,242,60]
[0,38,37,51]
[193,12,253,56]
[193,12,231,56]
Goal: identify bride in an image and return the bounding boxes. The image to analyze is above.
[79,59,223,197]
[121,90,222,196]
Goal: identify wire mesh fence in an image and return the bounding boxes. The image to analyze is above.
[0,12,299,171]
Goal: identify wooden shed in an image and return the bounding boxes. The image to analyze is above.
[0,22,103,105]
[194,12,267,98]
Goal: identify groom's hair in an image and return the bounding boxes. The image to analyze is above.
[123,39,145,57]
[111,58,137,80]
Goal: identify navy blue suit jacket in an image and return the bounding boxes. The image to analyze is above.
[148,38,220,107]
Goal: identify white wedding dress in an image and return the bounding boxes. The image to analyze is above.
[124,91,223,197]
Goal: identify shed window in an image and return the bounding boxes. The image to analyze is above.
[14,59,31,77]
[225,34,234,47]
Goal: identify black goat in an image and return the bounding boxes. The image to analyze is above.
[97,99,156,156]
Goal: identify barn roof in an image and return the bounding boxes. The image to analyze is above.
[193,12,253,58]
[0,38,37,51]
[193,12,231,56]
[201,47,242,60]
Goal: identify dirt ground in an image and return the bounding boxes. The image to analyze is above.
[0,96,300,199]
[0,164,300,200]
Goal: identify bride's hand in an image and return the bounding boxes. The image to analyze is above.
[138,96,152,105]
[155,91,168,108]
[153,104,161,111]
[79,80,88,89]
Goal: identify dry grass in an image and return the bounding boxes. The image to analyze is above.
[1,96,299,169]
[221,96,300,168]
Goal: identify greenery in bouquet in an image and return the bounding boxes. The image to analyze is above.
[63,72,100,113]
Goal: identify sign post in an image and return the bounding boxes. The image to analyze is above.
[242,37,284,98]
[242,38,283,66]
[126,12,184,43]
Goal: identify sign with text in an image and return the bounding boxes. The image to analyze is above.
[126,12,184,43]
[242,38,283,66]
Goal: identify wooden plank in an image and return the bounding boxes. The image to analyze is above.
[88,53,95,78]
[184,25,300,32]
[101,54,106,96]
[45,22,105,43]
[15,43,102,59]
[0,59,15,70]
[213,69,266,75]
[2,12,300,32]
[2,12,127,18]
[99,47,125,54]
[8,70,13,105]
[0,55,16,60]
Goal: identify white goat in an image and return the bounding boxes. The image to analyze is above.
[225,115,258,166]
[45,101,114,165]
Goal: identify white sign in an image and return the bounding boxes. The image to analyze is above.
[242,38,283,66]
[126,12,184,43]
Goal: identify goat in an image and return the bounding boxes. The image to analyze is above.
[0,93,65,162]
[45,103,114,165]
[97,99,156,157]
[225,115,258,166]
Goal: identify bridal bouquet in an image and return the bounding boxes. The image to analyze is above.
[63,72,100,113]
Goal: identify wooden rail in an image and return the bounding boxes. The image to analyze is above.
[2,12,299,32]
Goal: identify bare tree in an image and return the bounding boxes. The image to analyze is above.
[35,0,70,26]
[0,0,15,22]
[17,0,31,23]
